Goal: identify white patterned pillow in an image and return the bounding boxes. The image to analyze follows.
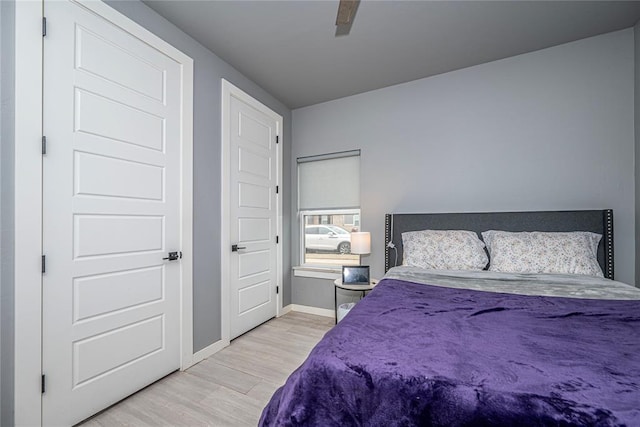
[482,231,603,277]
[402,230,488,271]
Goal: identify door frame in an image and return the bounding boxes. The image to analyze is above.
[221,79,284,344]
[13,1,194,425]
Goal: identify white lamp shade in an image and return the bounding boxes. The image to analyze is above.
[350,232,371,255]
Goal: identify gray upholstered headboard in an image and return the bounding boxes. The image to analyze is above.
[384,210,614,280]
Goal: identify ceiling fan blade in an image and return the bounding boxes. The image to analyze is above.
[336,0,360,26]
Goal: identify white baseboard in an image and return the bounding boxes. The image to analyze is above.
[287,304,334,318]
[279,304,293,316]
[186,339,230,369]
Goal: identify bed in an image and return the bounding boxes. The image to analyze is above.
[260,210,640,426]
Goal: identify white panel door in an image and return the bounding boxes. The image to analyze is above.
[229,95,279,339]
[42,1,184,425]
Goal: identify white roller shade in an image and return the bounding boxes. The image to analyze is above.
[298,151,360,210]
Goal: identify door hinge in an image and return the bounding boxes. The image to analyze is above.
[41,374,46,394]
[42,136,47,155]
[42,17,47,37]
[276,286,279,294]
[41,255,46,274]
[276,135,279,144]
[276,185,279,194]
[276,236,279,244]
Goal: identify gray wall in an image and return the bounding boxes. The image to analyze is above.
[292,29,636,309]
[0,0,15,425]
[635,22,640,286]
[103,1,293,351]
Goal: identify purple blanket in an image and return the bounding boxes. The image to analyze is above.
[260,279,640,426]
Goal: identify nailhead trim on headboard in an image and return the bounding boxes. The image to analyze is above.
[384,214,390,273]
[604,209,614,280]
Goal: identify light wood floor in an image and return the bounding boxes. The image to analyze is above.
[79,312,333,427]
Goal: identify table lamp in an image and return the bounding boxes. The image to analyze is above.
[350,231,371,264]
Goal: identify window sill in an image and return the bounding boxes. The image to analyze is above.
[293,266,341,280]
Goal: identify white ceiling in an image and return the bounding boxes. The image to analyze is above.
[143,1,640,109]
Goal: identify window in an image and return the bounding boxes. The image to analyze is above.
[300,211,360,266]
[297,150,360,268]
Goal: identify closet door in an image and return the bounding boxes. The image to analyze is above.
[42,1,184,424]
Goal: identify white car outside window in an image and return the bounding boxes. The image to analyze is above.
[305,225,351,254]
